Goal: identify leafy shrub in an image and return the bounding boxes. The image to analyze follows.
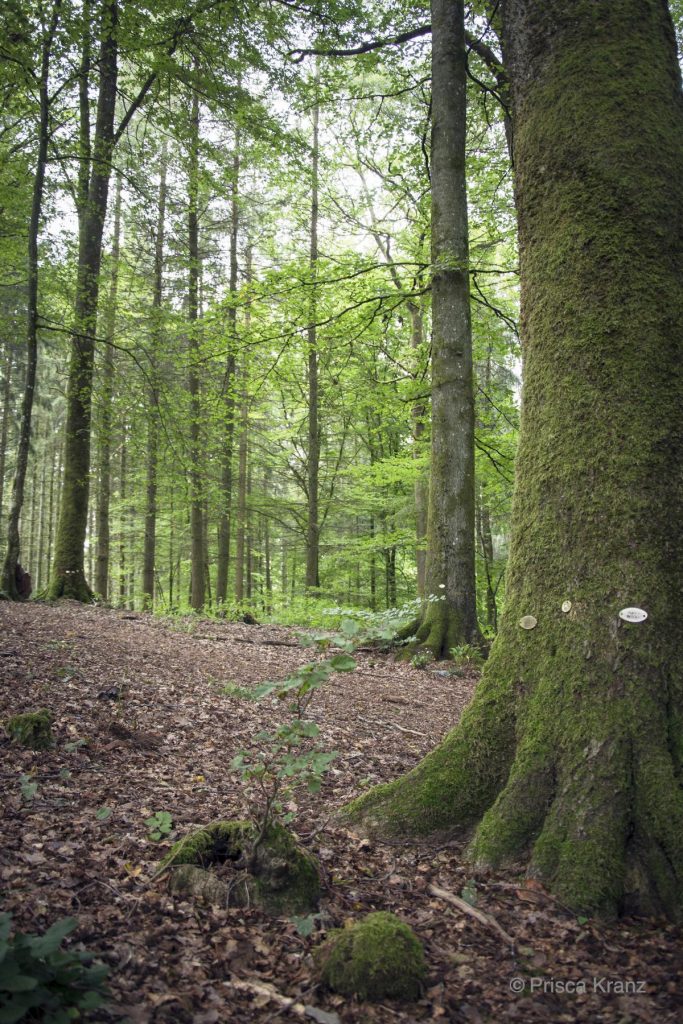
[450,643,485,669]
[0,913,109,1023]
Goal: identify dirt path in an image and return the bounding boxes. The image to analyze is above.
[1,601,681,1023]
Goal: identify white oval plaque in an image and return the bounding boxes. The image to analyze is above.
[618,607,648,623]
[519,615,537,630]
[561,600,572,613]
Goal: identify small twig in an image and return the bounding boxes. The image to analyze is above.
[357,716,427,737]
[222,978,340,1023]
[428,883,516,947]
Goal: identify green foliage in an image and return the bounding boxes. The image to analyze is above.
[0,913,109,1023]
[145,811,174,841]
[450,643,485,669]
[410,651,433,670]
[231,630,356,847]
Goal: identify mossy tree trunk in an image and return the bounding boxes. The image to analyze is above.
[399,0,480,655]
[49,0,118,601]
[347,0,683,920]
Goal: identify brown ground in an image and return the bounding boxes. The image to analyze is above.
[1,601,681,1023]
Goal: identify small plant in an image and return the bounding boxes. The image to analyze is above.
[231,620,358,866]
[450,643,485,669]
[19,774,38,803]
[410,651,433,670]
[0,913,109,1022]
[95,806,112,822]
[146,811,174,840]
[5,710,53,750]
[219,682,256,700]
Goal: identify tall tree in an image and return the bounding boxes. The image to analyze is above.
[347,0,683,919]
[397,0,480,654]
[49,0,118,600]
[187,85,205,611]
[305,80,321,591]
[2,0,62,598]
[95,168,122,600]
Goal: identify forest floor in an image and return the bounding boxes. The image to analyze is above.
[1,601,681,1024]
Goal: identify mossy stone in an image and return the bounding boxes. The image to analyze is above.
[161,820,320,915]
[5,710,53,750]
[315,912,427,1002]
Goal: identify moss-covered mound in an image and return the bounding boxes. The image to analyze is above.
[161,820,320,915]
[315,911,427,1002]
[5,709,53,750]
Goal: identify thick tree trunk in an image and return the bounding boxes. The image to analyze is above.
[398,0,480,655]
[49,0,118,601]
[95,169,121,600]
[187,87,205,611]
[2,0,61,598]
[142,145,167,609]
[305,85,320,591]
[347,0,683,920]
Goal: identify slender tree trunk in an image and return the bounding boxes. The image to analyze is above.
[2,0,62,598]
[410,306,429,599]
[118,433,126,606]
[0,345,14,544]
[398,0,480,654]
[45,441,58,589]
[143,144,167,609]
[348,0,683,920]
[234,381,248,604]
[49,0,118,600]
[187,86,205,611]
[305,83,320,591]
[215,136,239,605]
[95,169,121,600]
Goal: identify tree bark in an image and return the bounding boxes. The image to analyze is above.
[2,0,61,598]
[49,0,118,600]
[347,0,683,920]
[0,344,14,546]
[142,143,167,609]
[95,169,122,600]
[215,136,239,606]
[187,85,205,611]
[397,0,480,655]
[305,82,320,591]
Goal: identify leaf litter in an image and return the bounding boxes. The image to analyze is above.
[0,601,681,1023]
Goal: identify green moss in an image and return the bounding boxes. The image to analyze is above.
[5,709,53,750]
[160,820,320,916]
[315,912,427,1002]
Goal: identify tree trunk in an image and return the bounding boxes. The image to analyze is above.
[305,83,320,592]
[143,144,167,609]
[49,0,118,600]
[0,345,14,545]
[2,0,61,598]
[118,432,126,607]
[187,86,205,612]
[95,169,122,600]
[215,137,239,606]
[347,0,683,920]
[397,0,480,655]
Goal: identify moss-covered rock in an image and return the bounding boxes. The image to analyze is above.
[5,709,53,750]
[315,912,427,1002]
[160,820,320,915]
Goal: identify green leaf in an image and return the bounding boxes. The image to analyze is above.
[29,918,77,957]
[95,807,112,821]
[329,654,356,671]
[0,972,38,993]
[340,618,360,637]
[291,914,317,937]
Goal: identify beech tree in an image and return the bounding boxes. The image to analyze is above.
[347,0,683,919]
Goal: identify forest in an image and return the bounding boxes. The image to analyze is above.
[0,0,682,1021]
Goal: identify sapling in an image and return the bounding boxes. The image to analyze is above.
[231,620,359,870]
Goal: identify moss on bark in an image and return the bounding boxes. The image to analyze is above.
[346,0,683,920]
